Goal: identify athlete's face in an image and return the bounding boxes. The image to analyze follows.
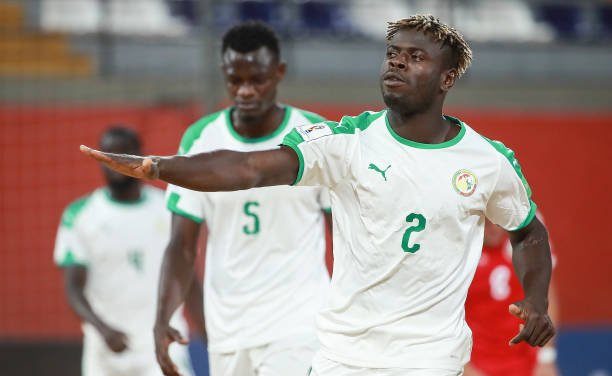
[99,135,140,190]
[380,29,457,115]
[222,47,285,122]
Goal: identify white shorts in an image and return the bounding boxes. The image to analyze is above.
[82,336,193,376]
[310,352,463,376]
[208,333,318,376]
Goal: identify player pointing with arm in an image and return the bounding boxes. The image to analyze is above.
[82,15,554,375]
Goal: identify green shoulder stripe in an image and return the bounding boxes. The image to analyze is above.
[179,111,223,154]
[482,136,532,197]
[297,108,326,124]
[166,192,204,223]
[61,195,91,228]
[57,249,87,267]
[337,110,385,133]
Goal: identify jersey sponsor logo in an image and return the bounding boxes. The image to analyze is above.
[296,123,332,142]
[452,169,478,196]
[368,163,391,181]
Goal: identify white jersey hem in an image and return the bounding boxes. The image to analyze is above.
[319,347,463,371]
[207,327,316,354]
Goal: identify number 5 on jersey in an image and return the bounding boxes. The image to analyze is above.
[402,213,426,253]
[243,201,260,235]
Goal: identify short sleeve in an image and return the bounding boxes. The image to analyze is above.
[281,121,358,188]
[485,142,537,231]
[165,185,205,223]
[54,199,90,267]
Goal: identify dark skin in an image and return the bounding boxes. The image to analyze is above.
[81,28,554,354]
[64,134,205,356]
[152,46,325,376]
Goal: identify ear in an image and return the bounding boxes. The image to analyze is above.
[275,60,287,82]
[440,68,457,92]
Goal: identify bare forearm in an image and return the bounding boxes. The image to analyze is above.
[66,288,108,331]
[156,148,297,191]
[156,244,197,325]
[510,219,552,309]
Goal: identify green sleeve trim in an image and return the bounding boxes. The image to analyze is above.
[179,111,223,154]
[297,108,326,124]
[57,249,88,267]
[283,142,305,186]
[61,195,91,229]
[482,136,533,198]
[512,200,537,231]
[166,192,204,223]
[322,207,332,213]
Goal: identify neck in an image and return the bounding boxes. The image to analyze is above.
[387,102,457,144]
[232,104,285,139]
[108,182,142,203]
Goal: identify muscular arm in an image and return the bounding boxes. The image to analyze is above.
[507,217,555,346]
[184,271,205,340]
[63,266,127,352]
[154,213,201,376]
[80,146,299,192]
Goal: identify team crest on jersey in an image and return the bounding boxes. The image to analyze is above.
[452,169,478,196]
[296,123,332,142]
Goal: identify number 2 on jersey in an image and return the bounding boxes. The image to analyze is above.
[243,201,260,235]
[401,213,426,253]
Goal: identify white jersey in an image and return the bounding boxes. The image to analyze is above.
[166,105,331,353]
[281,110,536,371]
[53,186,189,351]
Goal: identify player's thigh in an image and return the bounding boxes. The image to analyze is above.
[209,349,254,376]
[256,334,318,376]
[310,352,462,376]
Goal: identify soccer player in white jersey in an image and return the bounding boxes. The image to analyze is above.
[54,127,201,376]
[82,15,555,376]
[149,22,331,376]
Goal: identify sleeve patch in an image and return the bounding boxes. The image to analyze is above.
[296,123,333,142]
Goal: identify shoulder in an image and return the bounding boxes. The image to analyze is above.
[60,190,96,228]
[291,106,326,124]
[179,109,227,154]
[335,109,386,134]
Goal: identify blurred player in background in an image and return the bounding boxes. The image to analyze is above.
[464,215,560,376]
[54,127,202,375]
[153,21,332,376]
[81,15,555,376]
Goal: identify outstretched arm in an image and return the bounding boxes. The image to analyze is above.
[80,146,299,191]
[507,217,555,347]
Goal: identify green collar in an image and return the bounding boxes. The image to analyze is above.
[226,105,292,143]
[385,112,466,149]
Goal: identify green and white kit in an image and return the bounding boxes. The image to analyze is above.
[166,106,331,354]
[281,110,536,371]
[54,186,192,375]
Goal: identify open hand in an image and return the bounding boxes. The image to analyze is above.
[80,145,159,180]
[509,300,555,347]
[154,324,189,376]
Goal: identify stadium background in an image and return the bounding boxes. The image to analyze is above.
[0,0,610,375]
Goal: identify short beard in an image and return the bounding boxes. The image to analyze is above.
[108,177,139,192]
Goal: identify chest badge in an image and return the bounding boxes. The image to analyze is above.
[452,169,478,196]
[368,163,391,181]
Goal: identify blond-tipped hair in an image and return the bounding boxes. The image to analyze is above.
[387,14,473,77]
